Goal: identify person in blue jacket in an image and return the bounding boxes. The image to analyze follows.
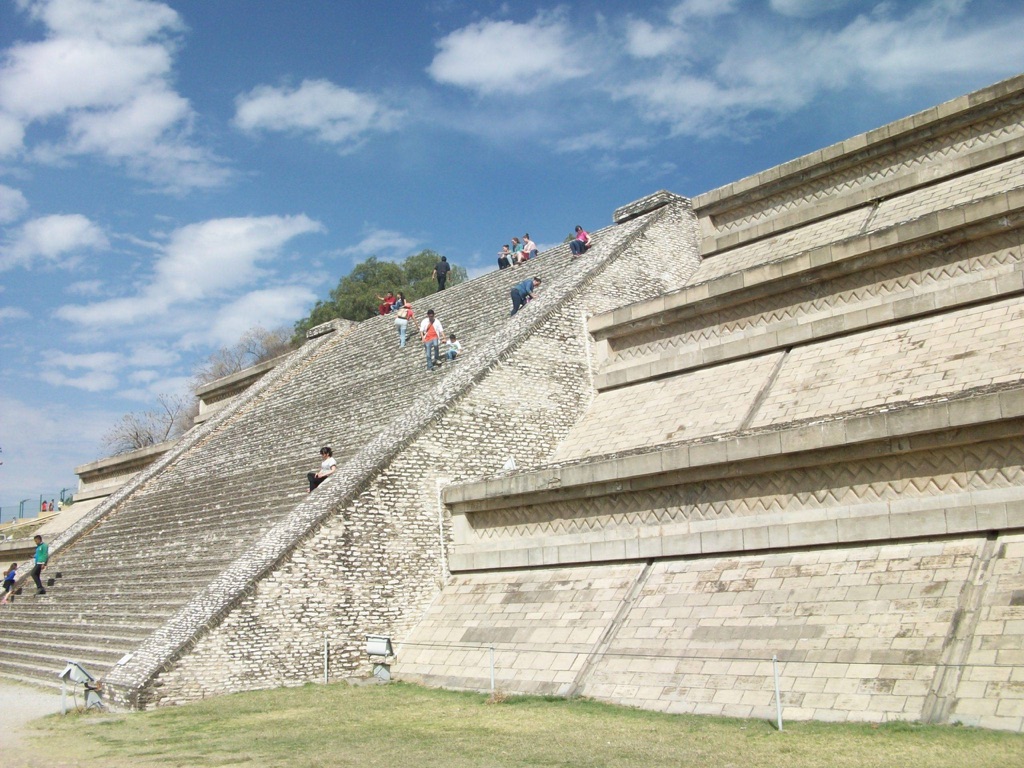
[510,276,541,316]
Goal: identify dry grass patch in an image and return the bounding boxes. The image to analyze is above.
[23,682,1024,768]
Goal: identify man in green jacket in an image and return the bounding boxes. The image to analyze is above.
[31,534,48,595]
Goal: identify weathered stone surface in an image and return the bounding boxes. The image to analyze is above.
[403,76,1024,732]
[6,75,1024,732]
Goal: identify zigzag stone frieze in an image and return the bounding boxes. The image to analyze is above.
[466,437,1024,541]
[694,154,1024,284]
[709,100,1024,235]
[609,228,1024,367]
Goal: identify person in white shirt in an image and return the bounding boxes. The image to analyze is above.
[445,334,462,361]
[419,309,445,371]
[307,446,337,492]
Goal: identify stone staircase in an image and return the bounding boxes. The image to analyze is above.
[0,214,658,691]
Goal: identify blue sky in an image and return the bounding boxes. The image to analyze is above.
[1,0,1023,516]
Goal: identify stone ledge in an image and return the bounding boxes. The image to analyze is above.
[444,390,1024,510]
[593,249,1024,390]
[448,496,1024,571]
[613,190,689,224]
[74,438,179,479]
[691,73,1024,228]
[590,188,1024,341]
[305,317,358,339]
[697,134,1024,257]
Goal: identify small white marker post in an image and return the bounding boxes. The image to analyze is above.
[773,654,783,732]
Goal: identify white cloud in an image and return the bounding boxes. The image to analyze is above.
[0,112,26,156]
[0,393,114,500]
[0,0,228,190]
[0,184,29,223]
[769,0,852,18]
[49,349,123,371]
[614,1,1024,137]
[57,214,325,327]
[126,343,179,368]
[625,19,686,59]
[202,286,316,347]
[42,350,123,391]
[0,306,30,321]
[39,342,180,394]
[234,79,400,151]
[339,228,420,259]
[0,213,108,270]
[670,0,738,22]
[19,0,182,43]
[40,369,120,391]
[428,15,588,95]
[66,279,105,296]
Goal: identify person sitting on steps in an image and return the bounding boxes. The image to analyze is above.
[569,225,591,256]
[307,446,337,492]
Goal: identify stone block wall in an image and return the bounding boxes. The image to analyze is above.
[693,74,1024,254]
[82,195,701,707]
[397,76,1024,731]
[399,536,1018,725]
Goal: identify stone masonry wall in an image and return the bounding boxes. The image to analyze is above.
[400,514,1024,729]
[394,77,1024,731]
[132,198,701,706]
[693,74,1024,253]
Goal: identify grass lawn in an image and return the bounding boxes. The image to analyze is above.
[23,681,1024,768]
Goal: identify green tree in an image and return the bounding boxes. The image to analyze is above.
[293,250,467,341]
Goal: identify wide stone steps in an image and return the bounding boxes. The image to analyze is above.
[0,608,172,633]
[0,614,160,642]
[0,234,608,691]
[0,651,118,688]
[4,635,133,666]
[73,494,300,539]
[44,563,226,587]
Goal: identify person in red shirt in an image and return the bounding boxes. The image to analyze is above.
[377,291,395,315]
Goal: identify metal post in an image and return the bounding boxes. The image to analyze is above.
[773,654,783,732]
[61,678,67,715]
[489,646,495,693]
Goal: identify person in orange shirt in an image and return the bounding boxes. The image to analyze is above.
[419,309,445,371]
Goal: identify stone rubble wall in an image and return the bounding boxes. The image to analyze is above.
[93,196,700,708]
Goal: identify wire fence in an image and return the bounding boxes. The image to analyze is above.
[0,489,72,527]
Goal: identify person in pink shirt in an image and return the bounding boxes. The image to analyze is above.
[569,225,591,256]
[522,233,538,260]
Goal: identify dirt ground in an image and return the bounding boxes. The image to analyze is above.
[0,680,65,768]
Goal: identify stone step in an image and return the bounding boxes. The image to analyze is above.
[0,647,119,680]
[40,562,226,585]
[0,669,67,690]
[69,504,293,542]
[0,620,154,644]
[9,594,186,613]
[0,610,166,633]
[4,635,133,664]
